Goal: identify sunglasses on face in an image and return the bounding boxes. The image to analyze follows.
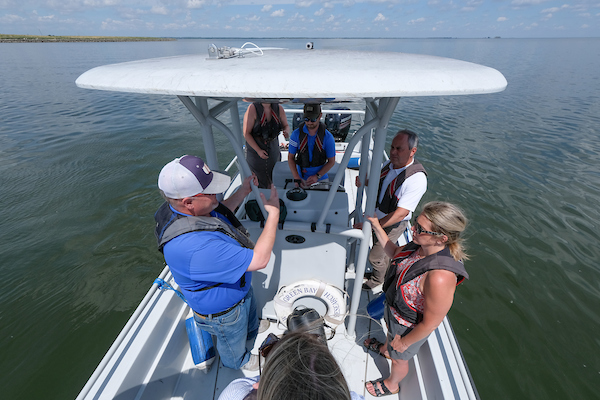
[304,116,319,122]
[414,218,443,236]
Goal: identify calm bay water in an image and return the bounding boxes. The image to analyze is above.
[1,38,599,399]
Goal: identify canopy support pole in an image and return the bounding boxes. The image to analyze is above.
[178,96,266,214]
[346,97,399,337]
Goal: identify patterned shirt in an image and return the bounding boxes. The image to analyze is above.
[389,250,425,328]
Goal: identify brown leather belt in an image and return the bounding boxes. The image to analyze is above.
[193,298,243,319]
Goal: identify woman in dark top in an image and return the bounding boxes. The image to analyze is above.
[243,102,289,188]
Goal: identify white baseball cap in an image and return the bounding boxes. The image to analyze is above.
[158,155,231,198]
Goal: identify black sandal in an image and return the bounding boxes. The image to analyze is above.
[365,378,400,397]
[364,338,390,359]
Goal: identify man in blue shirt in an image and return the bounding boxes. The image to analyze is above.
[287,103,336,188]
[155,155,280,371]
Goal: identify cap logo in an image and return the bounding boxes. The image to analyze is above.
[202,164,211,175]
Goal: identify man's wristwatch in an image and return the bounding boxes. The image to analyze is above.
[316,173,322,179]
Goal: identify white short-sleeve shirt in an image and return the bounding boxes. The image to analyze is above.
[375,160,427,221]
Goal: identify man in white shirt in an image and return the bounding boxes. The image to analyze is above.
[354,130,428,289]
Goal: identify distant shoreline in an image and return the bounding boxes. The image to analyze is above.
[0,34,175,43]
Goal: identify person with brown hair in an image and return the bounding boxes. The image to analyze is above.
[243,102,290,188]
[219,331,364,400]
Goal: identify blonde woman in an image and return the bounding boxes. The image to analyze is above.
[363,201,470,397]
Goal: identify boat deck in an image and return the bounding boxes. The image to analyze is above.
[167,287,423,400]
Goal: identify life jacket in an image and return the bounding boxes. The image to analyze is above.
[383,242,468,326]
[294,122,328,168]
[154,202,255,292]
[155,202,255,252]
[251,102,282,149]
[376,160,427,214]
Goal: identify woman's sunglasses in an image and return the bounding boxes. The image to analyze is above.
[413,217,444,236]
[259,333,280,358]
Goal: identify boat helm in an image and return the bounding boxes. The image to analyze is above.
[286,186,307,201]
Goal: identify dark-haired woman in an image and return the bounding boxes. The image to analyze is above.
[219,331,364,400]
[243,102,289,188]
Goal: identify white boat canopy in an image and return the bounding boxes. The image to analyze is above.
[76,48,507,98]
[76,46,506,337]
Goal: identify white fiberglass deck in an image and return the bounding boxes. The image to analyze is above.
[95,270,469,400]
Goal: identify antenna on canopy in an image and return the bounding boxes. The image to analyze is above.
[207,42,264,60]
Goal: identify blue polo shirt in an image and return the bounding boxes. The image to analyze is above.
[163,207,254,315]
[289,125,336,180]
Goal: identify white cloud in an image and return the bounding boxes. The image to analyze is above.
[261,5,272,12]
[150,6,168,15]
[511,0,549,5]
[315,8,325,16]
[541,5,568,13]
[323,2,334,8]
[271,9,285,17]
[0,14,25,23]
[582,24,589,28]
[497,16,507,22]
[374,13,386,22]
[187,0,207,9]
[296,1,314,7]
[287,12,306,22]
[326,14,334,22]
[408,17,425,25]
[247,15,260,21]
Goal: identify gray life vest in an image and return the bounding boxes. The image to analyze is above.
[376,160,427,214]
[294,122,328,169]
[251,102,282,149]
[155,202,255,252]
[383,242,468,326]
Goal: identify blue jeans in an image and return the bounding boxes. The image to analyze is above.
[193,286,259,369]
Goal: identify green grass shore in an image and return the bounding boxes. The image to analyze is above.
[0,34,175,43]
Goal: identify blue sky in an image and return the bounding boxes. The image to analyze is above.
[1,0,598,38]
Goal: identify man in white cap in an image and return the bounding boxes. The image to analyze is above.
[154,155,280,371]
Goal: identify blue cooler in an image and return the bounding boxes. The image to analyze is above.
[367,293,386,321]
[185,317,215,371]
